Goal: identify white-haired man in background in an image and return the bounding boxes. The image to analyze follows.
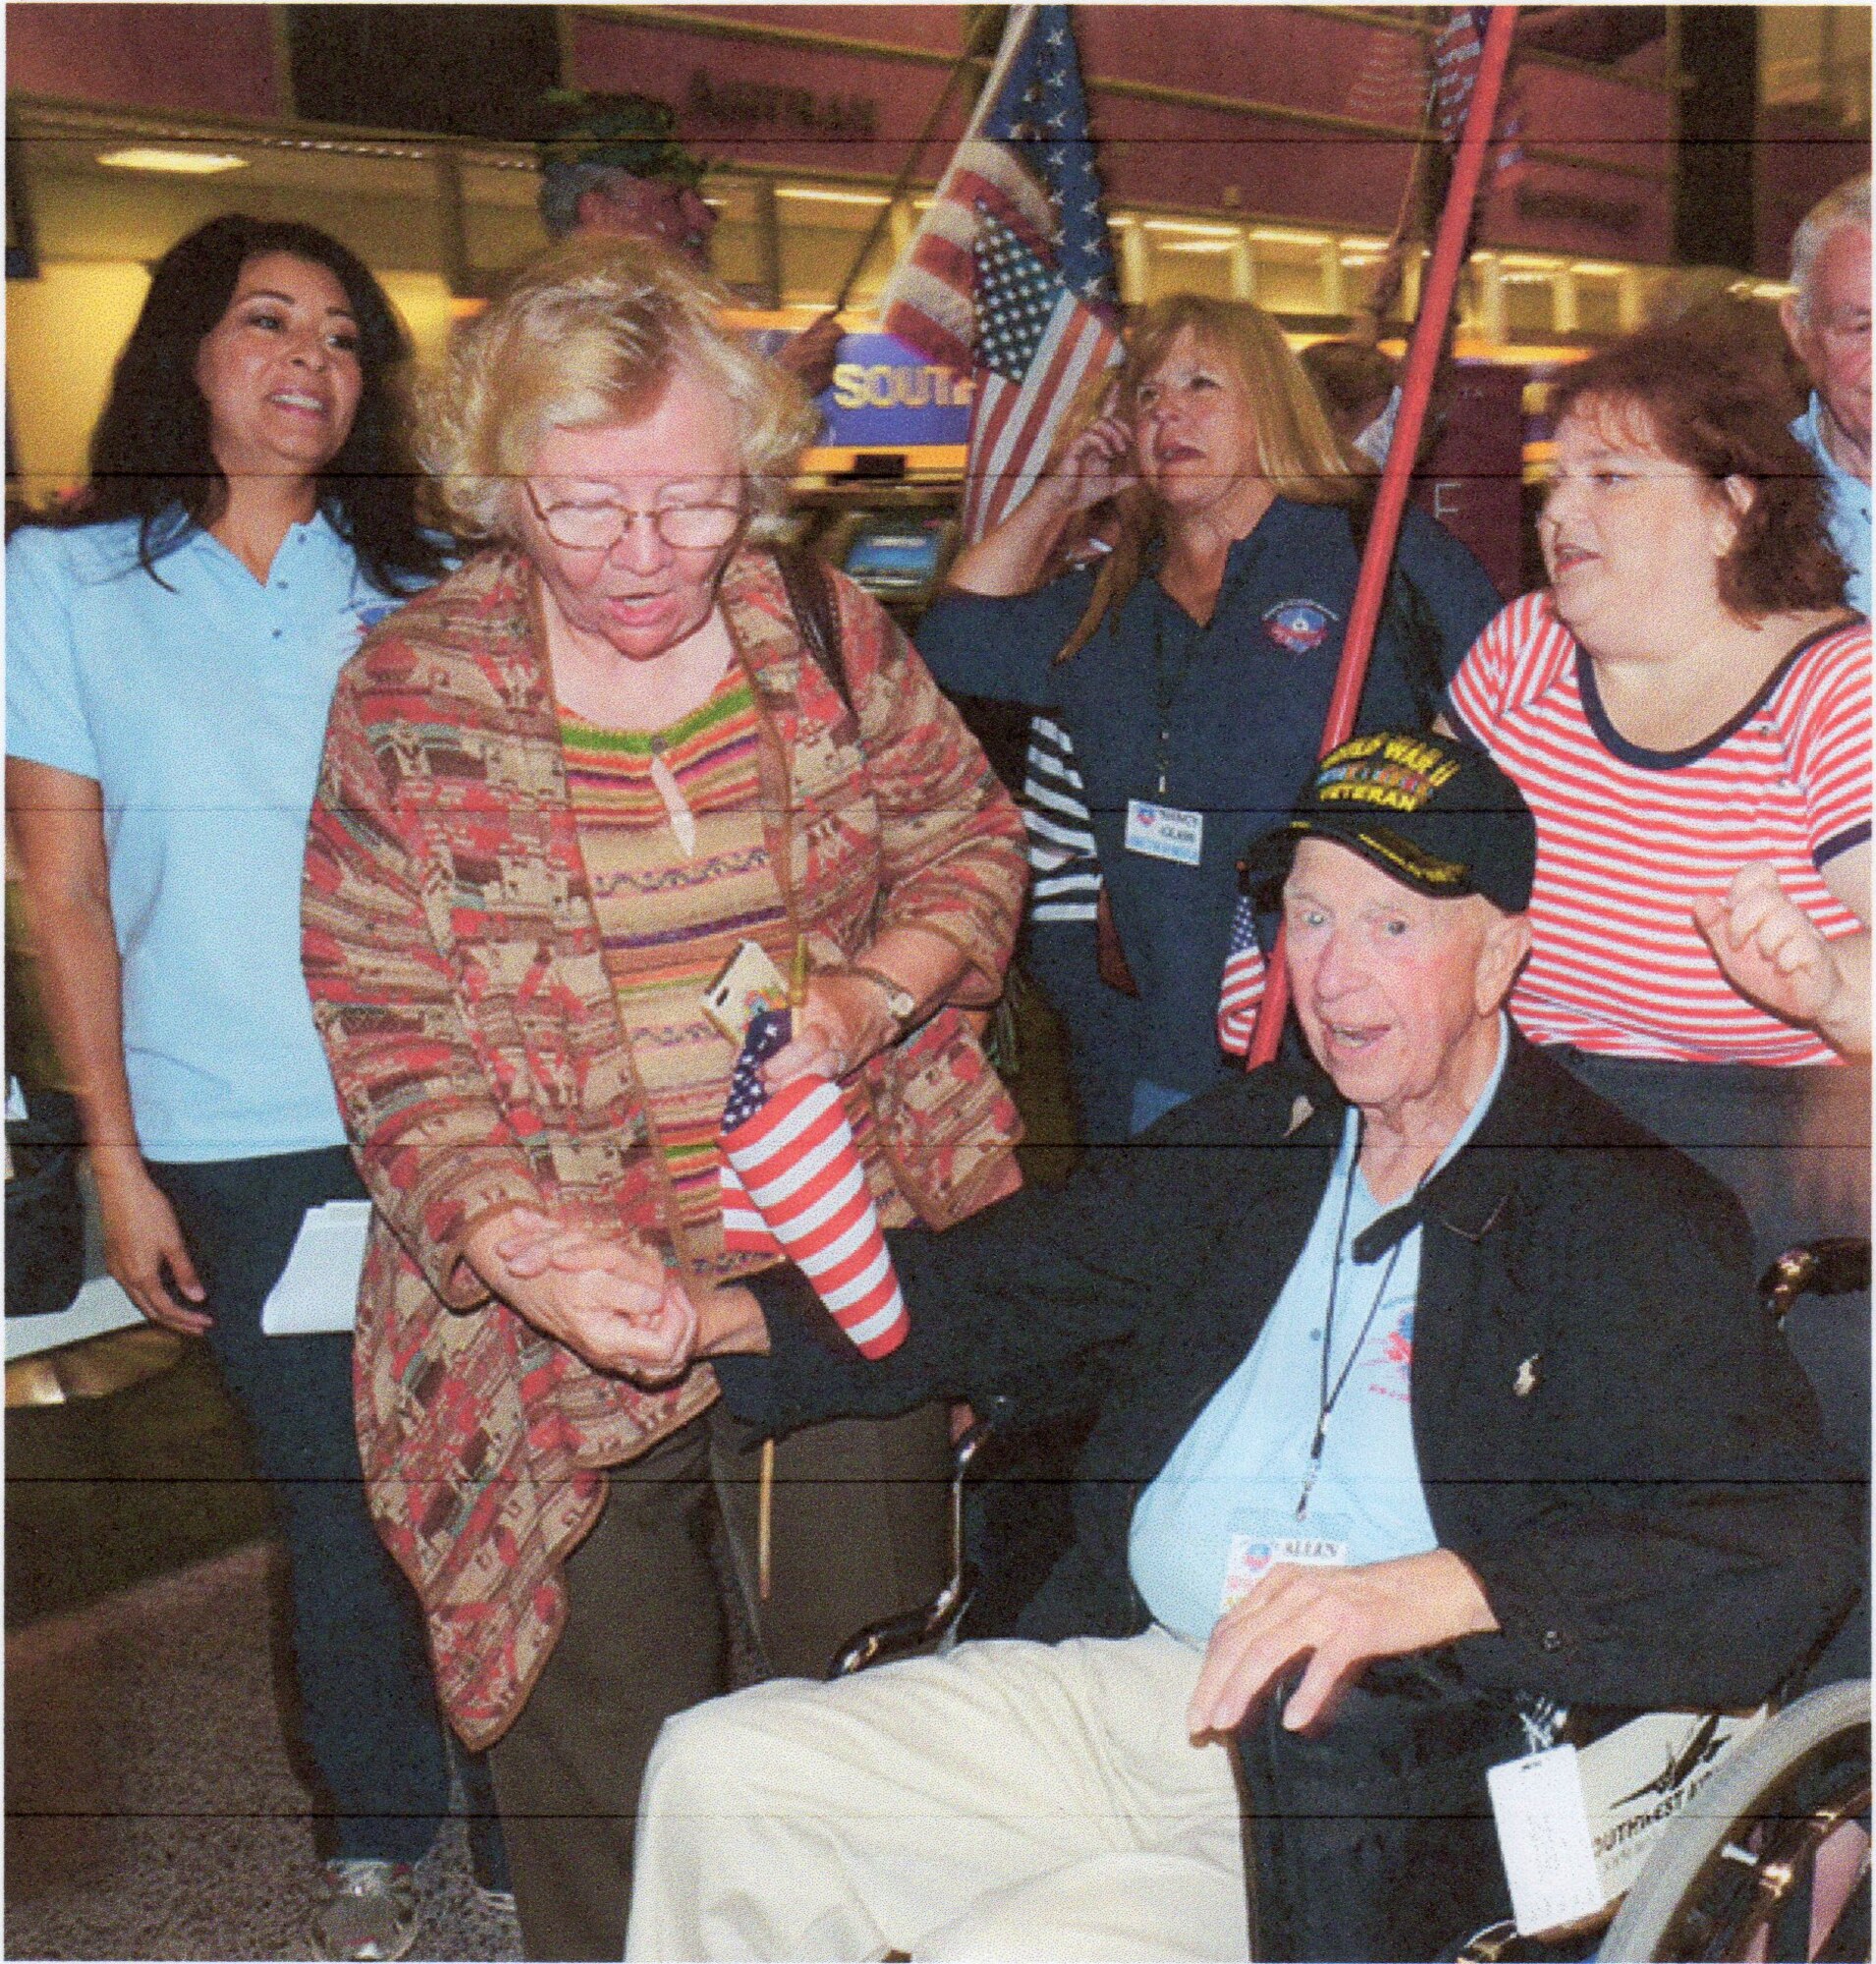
[1783,174,1870,612]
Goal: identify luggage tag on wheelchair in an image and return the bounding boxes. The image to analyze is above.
[701,940,792,1046]
[1488,1706,1768,1937]
[1125,798,1203,867]
[1487,1744,1603,1937]
[1219,1532,1347,1615]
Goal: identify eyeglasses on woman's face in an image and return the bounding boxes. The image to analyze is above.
[524,480,746,554]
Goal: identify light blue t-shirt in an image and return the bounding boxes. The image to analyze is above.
[1130,1018,1509,1645]
[1793,394,1871,616]
[6,512,418,1162]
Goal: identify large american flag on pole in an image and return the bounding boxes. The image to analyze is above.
[718,1009,910,1360]
[1430,6,1489,144]
[880,3,1122,542]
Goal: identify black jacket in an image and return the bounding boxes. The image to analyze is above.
[725,1031,1859,1712]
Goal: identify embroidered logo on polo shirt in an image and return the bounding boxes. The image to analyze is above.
[1262,598,1337,654]
[353,598,404,633]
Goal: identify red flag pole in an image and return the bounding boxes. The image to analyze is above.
[1243,4,1517,1070]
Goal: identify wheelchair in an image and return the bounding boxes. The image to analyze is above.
[824,1240,1871,1964]
[1585,1237,1871,1964]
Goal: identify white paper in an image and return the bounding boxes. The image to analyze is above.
[1488,1743,1604,1937]
[260,1200,372,1336]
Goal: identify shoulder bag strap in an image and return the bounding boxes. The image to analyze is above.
[772,546,855,720]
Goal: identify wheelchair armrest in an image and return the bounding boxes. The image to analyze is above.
[827,1563,979,1677]
[824,1407,1007,1679]
[1760,1237,1872,1329]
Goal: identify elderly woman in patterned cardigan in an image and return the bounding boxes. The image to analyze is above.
[301,240,1027,1963]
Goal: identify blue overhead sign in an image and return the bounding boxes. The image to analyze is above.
[755,330,974,449]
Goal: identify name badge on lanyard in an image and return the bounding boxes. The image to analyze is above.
[1220,1533,1348,1614]
[1125,797,1203,866]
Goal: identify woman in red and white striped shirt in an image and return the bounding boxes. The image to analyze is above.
[1447,311,1868,1453]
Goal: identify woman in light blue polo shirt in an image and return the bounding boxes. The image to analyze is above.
[6,214,503,1962]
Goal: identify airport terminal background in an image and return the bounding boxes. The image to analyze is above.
[4,5,1870,1960]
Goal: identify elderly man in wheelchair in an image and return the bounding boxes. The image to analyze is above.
[553,735,1863,1963]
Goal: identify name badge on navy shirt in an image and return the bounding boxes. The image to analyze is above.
[1126,798,1203,866]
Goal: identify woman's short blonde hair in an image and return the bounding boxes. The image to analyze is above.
[418,238,820,543]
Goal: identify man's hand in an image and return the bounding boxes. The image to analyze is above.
[92,1148,213,1336]
[1186,1550,1499,1739]
[478,1209,769,1382]
[1694,863,1866,1051]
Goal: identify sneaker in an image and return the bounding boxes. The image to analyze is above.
[310,1859,418,1964]
[467,1827,515,1919]
[469,1877,518,1919]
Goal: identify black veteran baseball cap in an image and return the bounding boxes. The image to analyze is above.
[1241,731,1537,913]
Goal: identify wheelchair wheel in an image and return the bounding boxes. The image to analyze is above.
[1598,1680,1870,1962]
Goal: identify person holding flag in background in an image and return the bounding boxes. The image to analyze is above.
[879,3,1133,1146]
[906,5,1501,1141]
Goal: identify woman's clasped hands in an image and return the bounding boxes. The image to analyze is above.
[464,1208,701,1382]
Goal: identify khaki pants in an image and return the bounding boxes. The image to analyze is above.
[628,1624,1248,1963]
[488,1398,951,1961]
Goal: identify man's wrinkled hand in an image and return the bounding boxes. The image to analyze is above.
[1186,1549,1498,1740]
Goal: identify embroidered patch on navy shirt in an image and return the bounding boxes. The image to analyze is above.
[1262,598,1338,653]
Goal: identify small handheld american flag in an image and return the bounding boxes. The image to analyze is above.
[1217,895,1270,1062]
[718,1009,910,1359]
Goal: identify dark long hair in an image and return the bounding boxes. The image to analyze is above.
[30,214,445,592]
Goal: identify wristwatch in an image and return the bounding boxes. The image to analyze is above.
[846,963,919,1031]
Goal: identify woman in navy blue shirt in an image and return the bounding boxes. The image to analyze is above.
[918,296,1502,1135]
[7,215,499,1961]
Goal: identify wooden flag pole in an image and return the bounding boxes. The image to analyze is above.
[828,7,1018,317]
[1244,5,1517,1070]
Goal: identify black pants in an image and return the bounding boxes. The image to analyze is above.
[486,1396,951,1961]
[149,1149,462,1865]
[1548,1049,1871,1462]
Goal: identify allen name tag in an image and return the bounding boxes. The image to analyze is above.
[1125,798,1203,866]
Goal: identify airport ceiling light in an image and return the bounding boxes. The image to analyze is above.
[1248,228,1332,248]
[97,146,248,175]
[1141,218,1241,238]
[775,186,890,207]
[1159,238,1237,254]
